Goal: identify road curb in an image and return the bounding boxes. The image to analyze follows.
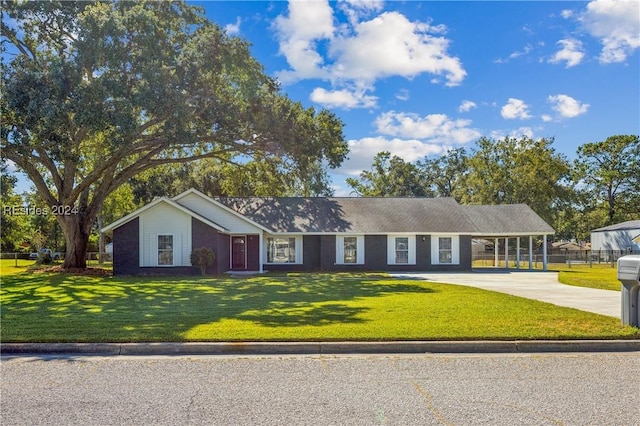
[2,340,640,356]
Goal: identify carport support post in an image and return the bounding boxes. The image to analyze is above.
[494,238,499,268]
[516,237,521,270]
[543,235,548,271]
[528,236,533,271]
[505,238,509,270]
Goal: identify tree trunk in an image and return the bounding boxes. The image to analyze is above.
[97,214,104,265]
[59,214,93,269]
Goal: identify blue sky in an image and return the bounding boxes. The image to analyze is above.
[198,0,640,195]
[6,1,639,196]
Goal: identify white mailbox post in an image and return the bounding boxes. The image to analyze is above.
[617,255,640,327]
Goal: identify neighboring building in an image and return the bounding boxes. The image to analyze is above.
[591,220,640,253]
[101,189,554,275]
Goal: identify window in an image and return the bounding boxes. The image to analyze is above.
[387,235,416,265]
[267,237,297,263]
[439,237,452,264]
[431,235,459,265]
[395,237,409,264]
[343,236,358,263]
[158,235,173,266]
[336,235,364,264]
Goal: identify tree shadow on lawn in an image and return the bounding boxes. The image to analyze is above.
[1,273,435,342]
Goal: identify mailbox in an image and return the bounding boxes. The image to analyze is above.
[617,255,640,327]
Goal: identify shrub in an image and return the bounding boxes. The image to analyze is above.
[190,247,215,276]
[37,252,52,265]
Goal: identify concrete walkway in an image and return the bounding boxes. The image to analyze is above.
[391,270,621,318]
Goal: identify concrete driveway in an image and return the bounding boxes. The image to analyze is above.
[391,270,621,319]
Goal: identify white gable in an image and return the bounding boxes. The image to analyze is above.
[175,191,263,234]
[139,202,191,267]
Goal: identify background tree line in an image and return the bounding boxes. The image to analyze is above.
[2,133,637,253]
[347,134,639,241]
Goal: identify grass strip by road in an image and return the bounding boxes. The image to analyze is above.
[2,269,637,343]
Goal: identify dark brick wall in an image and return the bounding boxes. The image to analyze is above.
[459,235,473,269]
[265,234,473,273]
[192,218,219,275]
[320,235,336,270]
[246,234,260,271]
[217,234,230,273]
[113,218,140,275]
[417,235,430,270]
[114,218,475,275]
[113,217,225,276]
[303,235,321,270]
[365,235,386,269]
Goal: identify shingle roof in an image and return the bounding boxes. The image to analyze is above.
[592,220,640,232]
[215,197,554,235]
[461,204,555,235]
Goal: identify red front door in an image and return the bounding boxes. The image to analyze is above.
[232,236,246,269]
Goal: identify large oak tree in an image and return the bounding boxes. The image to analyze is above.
[457,136,572,227]
[573,134,639,225]
[1,1,347,268]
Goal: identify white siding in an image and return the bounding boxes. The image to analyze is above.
[176,193,262,234]
[591,230,640,251]
[140,203,191,267]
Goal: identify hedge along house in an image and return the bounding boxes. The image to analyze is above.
[101,188,554,275]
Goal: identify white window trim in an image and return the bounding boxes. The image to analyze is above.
[431,235,460,265]
[264,235,303,265]
[387,235,416,265]
[156,233,177,267]
[336,235,365,265]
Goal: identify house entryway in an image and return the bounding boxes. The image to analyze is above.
[231,236,246,270]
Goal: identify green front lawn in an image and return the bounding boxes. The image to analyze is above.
[552,263,621,291]
[2,269,637,342]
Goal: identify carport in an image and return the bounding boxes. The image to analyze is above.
[462,204,554,271]
[480,234,550,271]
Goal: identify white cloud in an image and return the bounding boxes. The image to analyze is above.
[579,0,640,63]
[549,39,585,67]
[495,44,534,63]
[329,11,466,86]
[224,17,242,35]
[310,87,378,109]
[338,0,385,26]
[489,127,536,140]
[561,10,574,19]
[339,136,444,176]
[501,98,532,120]
[541,114,553,122]
[374,111,481,144]
[273,0,335,83]
[274,2,467,94]
[510,127,535,139]
[547,94,590,118]
[458,100,477,113]
[395,89,410,101]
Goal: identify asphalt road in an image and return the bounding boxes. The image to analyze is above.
[2,352,639,425]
